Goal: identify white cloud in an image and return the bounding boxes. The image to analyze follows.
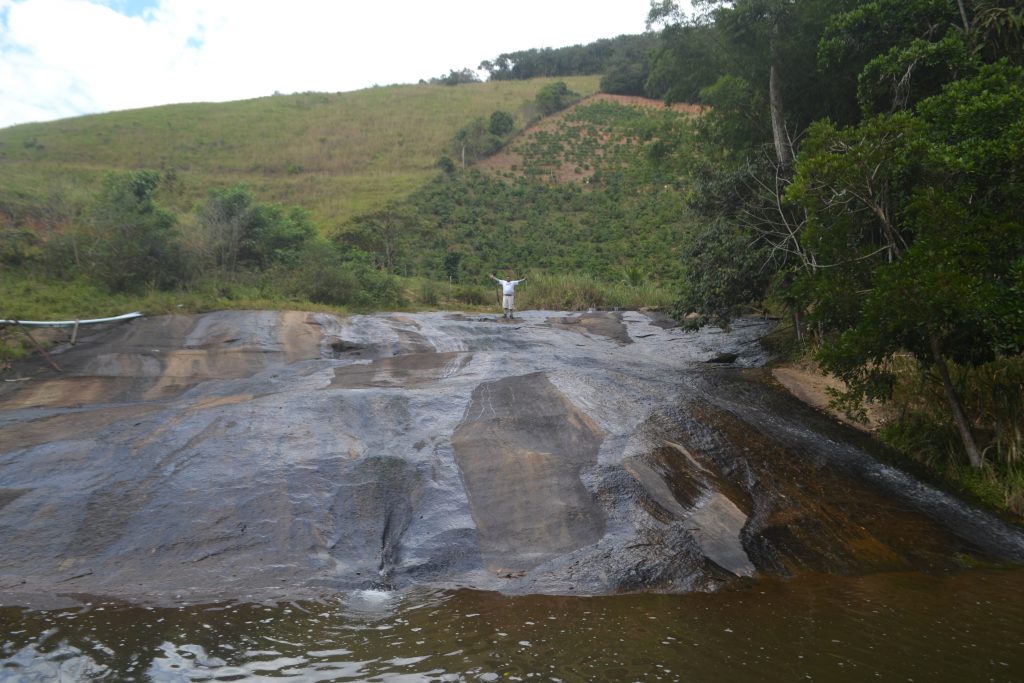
[0,0,659,128]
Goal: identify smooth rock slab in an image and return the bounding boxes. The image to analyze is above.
[452,372,605,571]
[0,309,1022,606]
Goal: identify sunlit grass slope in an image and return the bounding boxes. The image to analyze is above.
[0,76,600,229]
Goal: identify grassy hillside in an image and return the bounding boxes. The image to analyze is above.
[1,76,702,347]
[0,76,601,229]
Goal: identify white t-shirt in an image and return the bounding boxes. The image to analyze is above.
[497,279,523,296]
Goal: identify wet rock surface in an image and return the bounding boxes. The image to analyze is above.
[1,309,1022,605]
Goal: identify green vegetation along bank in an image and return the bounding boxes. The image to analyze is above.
[644,0,1023,514]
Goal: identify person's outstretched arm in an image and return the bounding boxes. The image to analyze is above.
[489,274,499,282]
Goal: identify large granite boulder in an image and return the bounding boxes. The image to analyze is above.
[1,310,1021,605]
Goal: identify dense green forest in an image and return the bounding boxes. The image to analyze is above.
[1,0,1022,513]
[639,0,1023,510]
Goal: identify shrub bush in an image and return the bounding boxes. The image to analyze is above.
[357,268,404,309]
[453,284,493,306]
[535,81,581,116]
[418,279,442,306]
[0,226,41,266]
[520,273,604,310]
[83,170,187,293]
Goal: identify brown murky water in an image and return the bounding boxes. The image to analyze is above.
[2,568,1022,682]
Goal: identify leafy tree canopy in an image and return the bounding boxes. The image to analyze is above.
[651,0,1024,467]
[84,170,185,292]
[535,81,581,116]
[479,35,657,82]
[197,185,316,271]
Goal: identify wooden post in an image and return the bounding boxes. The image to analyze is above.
[15,323,62,373]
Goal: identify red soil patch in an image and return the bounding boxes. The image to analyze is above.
[476,94,704,183]
[585,93,706,115]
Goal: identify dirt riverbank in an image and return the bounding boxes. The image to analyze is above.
[771,361,891,432]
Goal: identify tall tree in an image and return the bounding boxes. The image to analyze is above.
[340,205,423,273]
[694,0,846,165]
[197,186,316,271]
[789,63,1024,467]
[84,170,184,292]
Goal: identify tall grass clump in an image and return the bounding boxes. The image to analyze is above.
[416,279,443,307]
[520,273,606,310]
[880,355,1024,515]
[452,284,493,306]
[405,280,508,310]
[518,272,674,311]
[603,281,675,310]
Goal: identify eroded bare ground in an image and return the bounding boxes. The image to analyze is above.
[0,309,1022,607]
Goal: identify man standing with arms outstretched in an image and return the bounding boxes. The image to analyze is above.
[489,273,526,320]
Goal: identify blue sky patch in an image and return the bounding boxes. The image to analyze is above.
[97,0,159,19]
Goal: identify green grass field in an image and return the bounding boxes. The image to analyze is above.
[0,77,601,229]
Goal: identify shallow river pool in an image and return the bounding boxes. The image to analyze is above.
[3,568,1023,682]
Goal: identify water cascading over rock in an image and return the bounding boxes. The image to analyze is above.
[1,309,1022,605]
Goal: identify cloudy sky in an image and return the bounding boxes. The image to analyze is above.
[0,0,662,129]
